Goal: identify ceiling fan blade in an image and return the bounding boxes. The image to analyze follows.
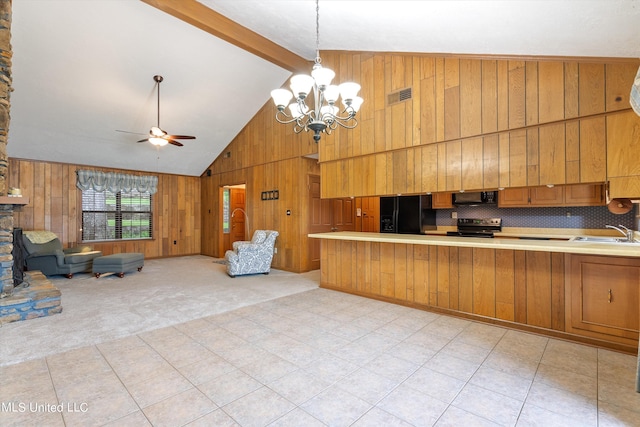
[117,130,147,136]
[167,139,184,147]
[137,138,149,143]
[166,135,196,140]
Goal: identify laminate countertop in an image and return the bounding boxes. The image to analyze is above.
[308,231,640,258]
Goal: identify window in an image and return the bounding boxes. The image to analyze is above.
[222,188,230,233]
[81,188,152,241]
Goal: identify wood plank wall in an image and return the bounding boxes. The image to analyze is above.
[314,53,640,198]
[202,52,640,271]
[201,156,320,272]
[8,158,201,258]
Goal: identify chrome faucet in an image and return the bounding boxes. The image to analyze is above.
[605,224,635,242]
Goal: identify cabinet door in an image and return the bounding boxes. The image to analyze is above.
[529,185,564,206]
[432,192,453,209]
[567,255,640,343]
[564,183,605,206]
[497,188,529,207]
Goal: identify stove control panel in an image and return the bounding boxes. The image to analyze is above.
[457,218,502,227]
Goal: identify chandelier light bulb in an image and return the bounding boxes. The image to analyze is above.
[290,74,314,99]
[323,85,340,104]
[270,88,293,110]
[311,66,335,90]
[349,96,364,112]
[338,82,361,103]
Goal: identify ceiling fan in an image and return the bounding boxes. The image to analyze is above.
[118,75,195,147]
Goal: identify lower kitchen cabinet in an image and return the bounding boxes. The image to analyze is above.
[318,238,639,352]
[565,254,640,346]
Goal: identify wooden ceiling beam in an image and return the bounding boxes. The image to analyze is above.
[141,0,310,73]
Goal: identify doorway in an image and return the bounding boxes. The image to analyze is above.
[307,174,356,270]
[221,184,247,254]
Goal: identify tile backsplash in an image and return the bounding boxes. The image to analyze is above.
[436,205,636,229]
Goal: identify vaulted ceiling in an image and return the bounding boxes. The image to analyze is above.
[8,1,640,176]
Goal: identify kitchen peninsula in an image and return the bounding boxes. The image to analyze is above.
[309,231,640,353]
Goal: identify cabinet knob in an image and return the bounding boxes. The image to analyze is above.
[608,289,612,303]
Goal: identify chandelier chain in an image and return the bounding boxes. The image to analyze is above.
[315,0,321,65]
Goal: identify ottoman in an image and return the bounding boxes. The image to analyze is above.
[92,253,144,278]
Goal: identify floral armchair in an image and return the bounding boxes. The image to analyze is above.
[224,230,279,277]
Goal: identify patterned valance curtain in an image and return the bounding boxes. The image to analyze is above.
[76,170,158,194]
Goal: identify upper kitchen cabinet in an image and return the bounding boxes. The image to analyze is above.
[607,111,640,198]
[317,52,639,199]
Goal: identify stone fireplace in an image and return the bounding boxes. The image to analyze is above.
[0,1,62,324]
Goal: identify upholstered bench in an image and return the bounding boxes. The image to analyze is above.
[92,253,144,278]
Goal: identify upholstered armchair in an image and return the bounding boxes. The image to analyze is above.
[22,231,102,278]
[224,230,279,277]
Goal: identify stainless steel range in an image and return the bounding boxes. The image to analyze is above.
[446,218,502,238]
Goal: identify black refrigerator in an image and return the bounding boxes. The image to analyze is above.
[380,195,436,234]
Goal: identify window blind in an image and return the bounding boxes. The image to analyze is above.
[82,188,153,241]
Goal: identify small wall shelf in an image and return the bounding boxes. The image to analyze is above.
[0,196,30,206]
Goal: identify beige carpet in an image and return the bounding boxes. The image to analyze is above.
[0,255,319,367]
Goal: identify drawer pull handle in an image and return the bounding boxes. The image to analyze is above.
[608,289,612,303]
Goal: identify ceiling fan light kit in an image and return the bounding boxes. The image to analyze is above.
[270,0,363,142]
[120,74,195,148]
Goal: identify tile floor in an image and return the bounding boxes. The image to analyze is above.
[1,288,639,426]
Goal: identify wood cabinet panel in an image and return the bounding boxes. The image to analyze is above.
[461,137,483,191]
[444,58,460,141]
[529,185,564,206]
[526,252,552,329]
[508,61,526,129]
[473,248,496,317]
[509,129,528,187]
[481,60,498,134]
[445,140,462,191]
[432,192,453,209]
[538,123,566,185]
[319,241,615,348]
[566,254,640,345]
[607,111,640,178]
[483,135,500,189]
[499,184,602,207]
[579,117,606,183]
[495,249,515,321]
[538,61,565,123]
[579,63,605,116]
[564,183,604,206]
[605,63,639,112]
[460,59,483,138]
[498,187,529,207]
[420,144,438,192]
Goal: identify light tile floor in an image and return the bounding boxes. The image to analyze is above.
[1,288,639,426]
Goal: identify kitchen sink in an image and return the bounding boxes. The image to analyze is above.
[569,236,640,244]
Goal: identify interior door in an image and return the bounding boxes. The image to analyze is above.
[331,198,356,231]
[360,197,379,232]
[308,175,332,270]
[229,188,246,250]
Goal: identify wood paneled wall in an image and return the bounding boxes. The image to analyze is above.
[8,158,201,258]
[201,156,320,272]
[315,53,640,198]
[202,52,640,271]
